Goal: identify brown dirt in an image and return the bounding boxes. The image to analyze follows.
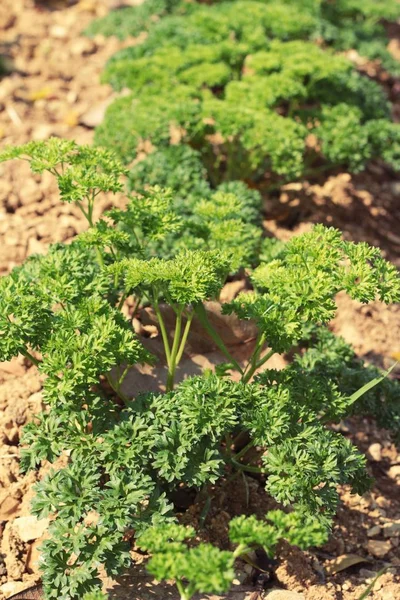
[0,2,399,600]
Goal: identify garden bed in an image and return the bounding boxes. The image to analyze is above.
[0,2,399,600]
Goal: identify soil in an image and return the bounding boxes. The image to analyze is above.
[0,2,399,600]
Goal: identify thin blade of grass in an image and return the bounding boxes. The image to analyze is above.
[348,363,397,406]
[358,567,387,600]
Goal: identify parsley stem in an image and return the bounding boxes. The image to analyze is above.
[106,373,130,405]
[76,200,90,224]
[117,365,130,388]
[242,331,266,382]
[117,292,128,311]
[175,310,194,366]
[230,458,264,474]
[21,349,40,367]
[154,302,171,367]
[225,432,233,458]
[176,580,189,600]
[166,308,183,392]
[233,543,250,559]
[242,347,274,384]
[194,303,243,375]
[234,440,255,461]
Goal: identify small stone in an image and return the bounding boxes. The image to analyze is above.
[70,38,97,56]
[265,592,305,600]
[388,465,400,480]
[342,582,350,591]
[367,443,382,462]
[220,280,247,303]
[375,496,391,509]
[243,563,253,575]
[25,539,42,574]
[367,525,381,538]
[0,494,21,520]
[391,538,399,548]
[380,585,400,600]
[367,539,391,558]
[359,568,378,580]
[19,180,43,207]
[79,98,114,128]
[49,25,68,38]
[28,391,45,413]
[390,181,400,196]
[27,237,46,257]
[382,522,400,538]
[0,359,26,377]
[0,582,29,597]
[0,13,16,29]
[4,422,19,444]
[32,124,54,141]
[13,516,49,543]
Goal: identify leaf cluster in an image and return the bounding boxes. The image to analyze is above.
[1,141,400,600]
[88,0,400,78]
[139,510,326,599]
[224,225,400,353]
[96,0,399,184]
[84,0,181,40]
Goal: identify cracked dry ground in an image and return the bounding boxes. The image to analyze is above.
[0,1,400,599]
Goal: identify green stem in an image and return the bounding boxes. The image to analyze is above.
[76,200,90,224]
[21,349,41,367]
[154,301,171,366]
[176,580,189,600]
[194,303,243,374]
[242,348,274,384]
[230,458,264,474]
[131,295,141,318]
[106,373,130,405]
[175,311,194,365]
[233,543,249,559]
[117,291,128,311]
[117,365,130,389]
[234,440,255,461]
[94,247,105,268]
[166,308,183,392]
[75,196,104,267]
[242,331,266,382]
[225,433,233,459]
[87,193,95,226]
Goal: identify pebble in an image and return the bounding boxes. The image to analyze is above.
[12,516,49,543]
[49,25,68,38]
[382,522,400,538]
[375,496,391,509]
[265,591,305,600]
[379,586,400,600]
[388,465,400,481]
[25,539,42,574]
[27,391,45,413]
[27,237,46,257]
[0,359,26,377]
[342,582,350,591]
[220,279,247,303]
[70,37,97,56]
[79,98,114,128]
[0,582,29,597]
[0,494,21,521]
[367,539,391,558]
[390,182,400,197]
[32,124,55,141]
[367,443,382,461]
[359,568,378,580]
[367,525,381,538]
